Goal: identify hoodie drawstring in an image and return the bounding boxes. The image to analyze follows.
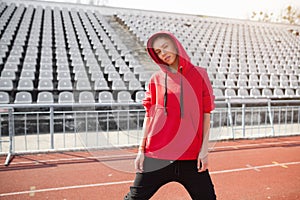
[164,67,184,118]
[164,72,168,115]
[180,67,184,118]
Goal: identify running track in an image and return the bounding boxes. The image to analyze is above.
[0,136,299,200]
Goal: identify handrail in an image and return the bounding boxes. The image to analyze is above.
[0,99,299,109]
[0,102,143,109]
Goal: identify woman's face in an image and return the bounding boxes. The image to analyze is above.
[152,36,178,67]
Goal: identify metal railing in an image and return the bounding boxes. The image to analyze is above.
[0,100,300,165]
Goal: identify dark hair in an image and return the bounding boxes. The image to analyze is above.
[151,33,173,47]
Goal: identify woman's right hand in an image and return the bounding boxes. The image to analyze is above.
[134,151,145,173]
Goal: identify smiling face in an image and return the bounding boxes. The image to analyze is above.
[152,36,179,70]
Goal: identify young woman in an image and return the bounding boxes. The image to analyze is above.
[124,31,216,200]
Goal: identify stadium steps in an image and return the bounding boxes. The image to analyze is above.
[104,14,158,73]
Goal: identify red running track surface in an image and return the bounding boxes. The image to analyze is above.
[0,136,299,200]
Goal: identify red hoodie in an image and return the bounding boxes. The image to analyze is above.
[143,31,215,160]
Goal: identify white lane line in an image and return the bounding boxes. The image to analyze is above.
[1,161,299,197]
[210,161,300,175]
[211,140,300,151]
[0,180,134,197]
[245,164,261,172]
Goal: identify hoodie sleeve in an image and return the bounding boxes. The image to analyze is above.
[199,68,215,113]
[142,77,156,117]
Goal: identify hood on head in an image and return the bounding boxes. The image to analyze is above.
[146,31,193,74]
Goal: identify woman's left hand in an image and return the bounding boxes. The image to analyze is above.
[197,155,208,173]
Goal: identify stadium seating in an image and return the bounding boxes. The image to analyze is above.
[57,79,73,91]
[0,91,9,104]
[79,91,95,103]
[0,1,299,106]
[14,91,32,104]
[17,79,34,91]
[117,91,134,103]
[0,79,13,91]
[1,70,16,80]
[94,79,110,90]
[38,79,54,91]
[58,91,74,104]
[37,91,54,103]
[98,91,114,103]
[250,88,262,97]
[135,91,145,103]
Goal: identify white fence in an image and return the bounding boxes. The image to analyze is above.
[0,100,300,165]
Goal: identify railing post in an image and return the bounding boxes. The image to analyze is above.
[226,99,235,138]
[50,106,54,149]
[242,103,246,137]
[5,108,14,166]
[267,100,275,136]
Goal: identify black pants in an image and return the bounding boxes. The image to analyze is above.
[124,156,216,200]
